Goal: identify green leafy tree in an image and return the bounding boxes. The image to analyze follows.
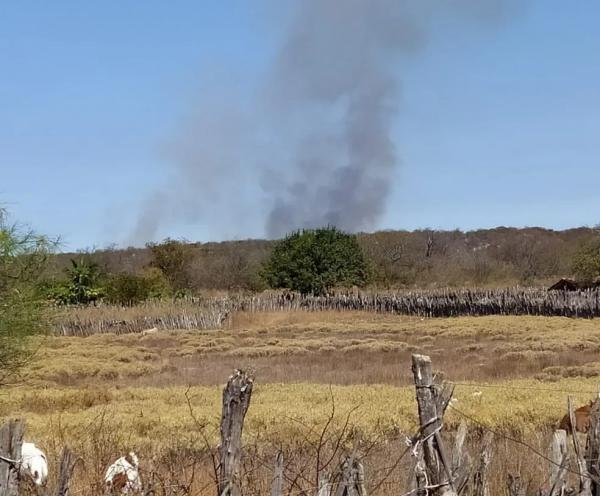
[0,209,56,384]
[572,238,600,282]
[147,238,193,291]
[262,227,370,295]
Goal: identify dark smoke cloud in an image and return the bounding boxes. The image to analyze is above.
[133,0,520,244]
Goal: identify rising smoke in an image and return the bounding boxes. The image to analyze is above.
[133,0,518,244]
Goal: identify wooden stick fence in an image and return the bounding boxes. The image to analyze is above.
[54,288,600,336]
[2,355,600,495]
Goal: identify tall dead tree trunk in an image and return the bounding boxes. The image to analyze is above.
[217,370,253,496]
[0,419,24,496]
[411,354,456,496]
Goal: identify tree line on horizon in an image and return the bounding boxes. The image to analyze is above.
[45,224,600,299]
[3,206,600,384]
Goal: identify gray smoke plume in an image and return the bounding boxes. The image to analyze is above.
[264,1,422,237]
[133,0,519,244]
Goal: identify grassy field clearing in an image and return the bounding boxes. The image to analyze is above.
[18,311,600,387]
[3,312,600,439]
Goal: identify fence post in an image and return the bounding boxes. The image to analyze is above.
[332,455,366,496]
[217,370,253,496]
[317,475,331,496]
[411,354,456,496]
[271,451,283,496]
[55,447,78,496]
[586,390,600,496]
[569,396,592,496]
[507,474,526,496]
[548,429,568,496]
[0,419,24,496]
[472,432,493,496]
[451,421,471,494]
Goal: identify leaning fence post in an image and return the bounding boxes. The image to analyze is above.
[0,419,24,496]
[217,370,254,496]
[411,354,456,496]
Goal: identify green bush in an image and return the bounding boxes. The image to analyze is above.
[44,258,104,305]
[0,209,56,383]
[262,227,370,295]
[104,268,171,305]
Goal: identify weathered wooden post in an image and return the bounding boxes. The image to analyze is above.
[507,474,526,496]
[217,369,253,496]
[332,455,367,496]
[569,396,592,496]
[0,419,24,496]
[548,428,568,496]
[55,447,78,496]
[271,451,283,496]
[472,432,493,496]
[451,421,471,495]
[586,390,600,496]
[411,354,456,496]
[317,475,331,496]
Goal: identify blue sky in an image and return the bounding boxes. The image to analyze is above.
[1,1,599,250]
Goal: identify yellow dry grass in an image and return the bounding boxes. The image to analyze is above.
[3,311,600,494]
[0,311,598,443]
[15,311,600,387]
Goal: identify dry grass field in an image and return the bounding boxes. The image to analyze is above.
[4,311,600,494]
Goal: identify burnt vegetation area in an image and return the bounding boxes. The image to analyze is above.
[49,226,598,292]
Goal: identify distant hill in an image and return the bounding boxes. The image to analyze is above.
[50,227,597,290]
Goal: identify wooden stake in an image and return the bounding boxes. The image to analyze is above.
[569,396,592,496]
[55,446,78,496]
[411,354,456,496]
[586,390,600,496]
[548,429,568,496]
[217,370,253,496]
[271,451,283,496]
[0,419,24,496]
[472,431,493,496]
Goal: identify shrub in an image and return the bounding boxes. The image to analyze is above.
[104,268,171,305]
[44,258,104,305]
[146,238,193,291]
[261,227,369,295]
[0,209,56,383]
